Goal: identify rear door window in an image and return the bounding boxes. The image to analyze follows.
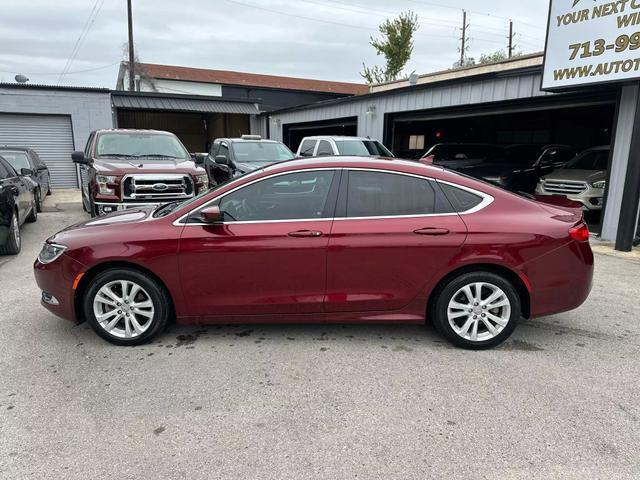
[299,140,317,157]
[316,140,333,156]
[345,171,452,217]
[0,158,13,178]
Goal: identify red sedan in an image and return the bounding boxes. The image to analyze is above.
[34,157,593,349]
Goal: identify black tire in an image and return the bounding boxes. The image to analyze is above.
[35,188,42,212]
[0,210,21,255]
[431,271,521,350]
[83,268,170,346]
[25,195,37,223]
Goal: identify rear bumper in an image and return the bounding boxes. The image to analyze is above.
[524,240,594,318]
[34,254,86,323]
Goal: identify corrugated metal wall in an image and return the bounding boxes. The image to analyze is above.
[0,113,76,188]
[269,71,551,143]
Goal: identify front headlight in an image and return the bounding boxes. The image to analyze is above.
[96,175,117,195]
[38,243,67,264]
[195,174,209,188]
[591,180,606,189]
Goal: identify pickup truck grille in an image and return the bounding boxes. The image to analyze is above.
[542,180,588,195]
[122,174,194,201]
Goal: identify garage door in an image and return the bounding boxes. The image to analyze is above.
[0,114,76,188]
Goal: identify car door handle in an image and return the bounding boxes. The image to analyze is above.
[414,227,450,236]
[288,230,323,238]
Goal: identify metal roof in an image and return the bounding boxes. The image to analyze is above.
[111,93,260,114]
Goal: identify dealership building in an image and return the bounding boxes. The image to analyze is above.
[0,1,639,251]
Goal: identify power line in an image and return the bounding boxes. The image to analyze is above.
[57,0,105,84]
[0,61,120,77]
[221,0,459,39]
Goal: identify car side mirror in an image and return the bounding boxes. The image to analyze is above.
[215,155,229,165]
[192,153,207,165]
[20,167,34,176]
[71,151,92,165]
[200,205,222,224]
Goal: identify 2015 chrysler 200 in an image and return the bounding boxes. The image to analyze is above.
[34,157,594,349]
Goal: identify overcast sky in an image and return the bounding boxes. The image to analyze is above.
[0,0,550,88]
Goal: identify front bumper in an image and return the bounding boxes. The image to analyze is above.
[34,254,86,323]
[535,184,604,211]
[94,201,162,216]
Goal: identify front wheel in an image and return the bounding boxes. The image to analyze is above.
[83,269,170,346]
[432,272,520,350]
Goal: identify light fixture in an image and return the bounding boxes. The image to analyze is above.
[365,105,376,116]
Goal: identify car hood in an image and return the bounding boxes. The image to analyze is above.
[542,168,606,183]
[233,160,277,174]
[94,157,205,176]
[47,207,157,250]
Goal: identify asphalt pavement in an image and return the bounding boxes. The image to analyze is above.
[1,193,639,480]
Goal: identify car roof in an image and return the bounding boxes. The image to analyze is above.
[221,138,282,144]
[301,136,380,141]
[94,129,175,135]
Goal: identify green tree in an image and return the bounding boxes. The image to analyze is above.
[361,11,419,85]
[478,50,523,65]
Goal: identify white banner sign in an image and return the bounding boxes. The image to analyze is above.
[542,0,640,90]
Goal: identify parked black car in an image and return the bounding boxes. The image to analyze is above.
[420,143,504,169]
[0,147,51,212]
[0,155,38,255]
[458,145,577,193]
[206,135,295,185]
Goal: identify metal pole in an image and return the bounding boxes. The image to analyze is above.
[508,20,514,58]
[127,0,135,91]
[615,81,640,251]
[460,10,467,66]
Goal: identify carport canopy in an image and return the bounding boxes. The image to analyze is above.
[111,92,260,115]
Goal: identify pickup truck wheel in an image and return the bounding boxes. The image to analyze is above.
[0,211,21,255]
[83,268,170,346]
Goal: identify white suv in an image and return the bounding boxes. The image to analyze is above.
[296,136,394,158]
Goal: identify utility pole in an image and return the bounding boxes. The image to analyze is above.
[127,0,135,91]
[508,19,515,58]
[460,10,468,67]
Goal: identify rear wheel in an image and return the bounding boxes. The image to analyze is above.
[83,269,170,346]
[0,211,21,255]
[432,272,520,349]
[25,195,37,223]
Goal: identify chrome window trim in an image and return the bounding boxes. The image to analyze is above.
[173,166,494,227]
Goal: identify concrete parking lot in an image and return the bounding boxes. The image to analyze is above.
[1,193,639,480]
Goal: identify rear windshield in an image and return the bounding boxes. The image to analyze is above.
[233,142,295,162]
[96,133,190,159]
[0,151,30,171]
[564,149,609,170]
[335,140,393,157]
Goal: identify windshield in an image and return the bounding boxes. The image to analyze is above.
[232,142,294,162]
[1,151,30,171]
[335,140,393,157]
[96,133,190,159]
[564,149,609,170]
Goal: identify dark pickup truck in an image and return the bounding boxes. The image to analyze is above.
[73,129,208,217]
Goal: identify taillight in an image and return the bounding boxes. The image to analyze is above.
[569,224,590,242]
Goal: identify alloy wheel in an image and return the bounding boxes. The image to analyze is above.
[447,282,511,342]
[93,280,155,338]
